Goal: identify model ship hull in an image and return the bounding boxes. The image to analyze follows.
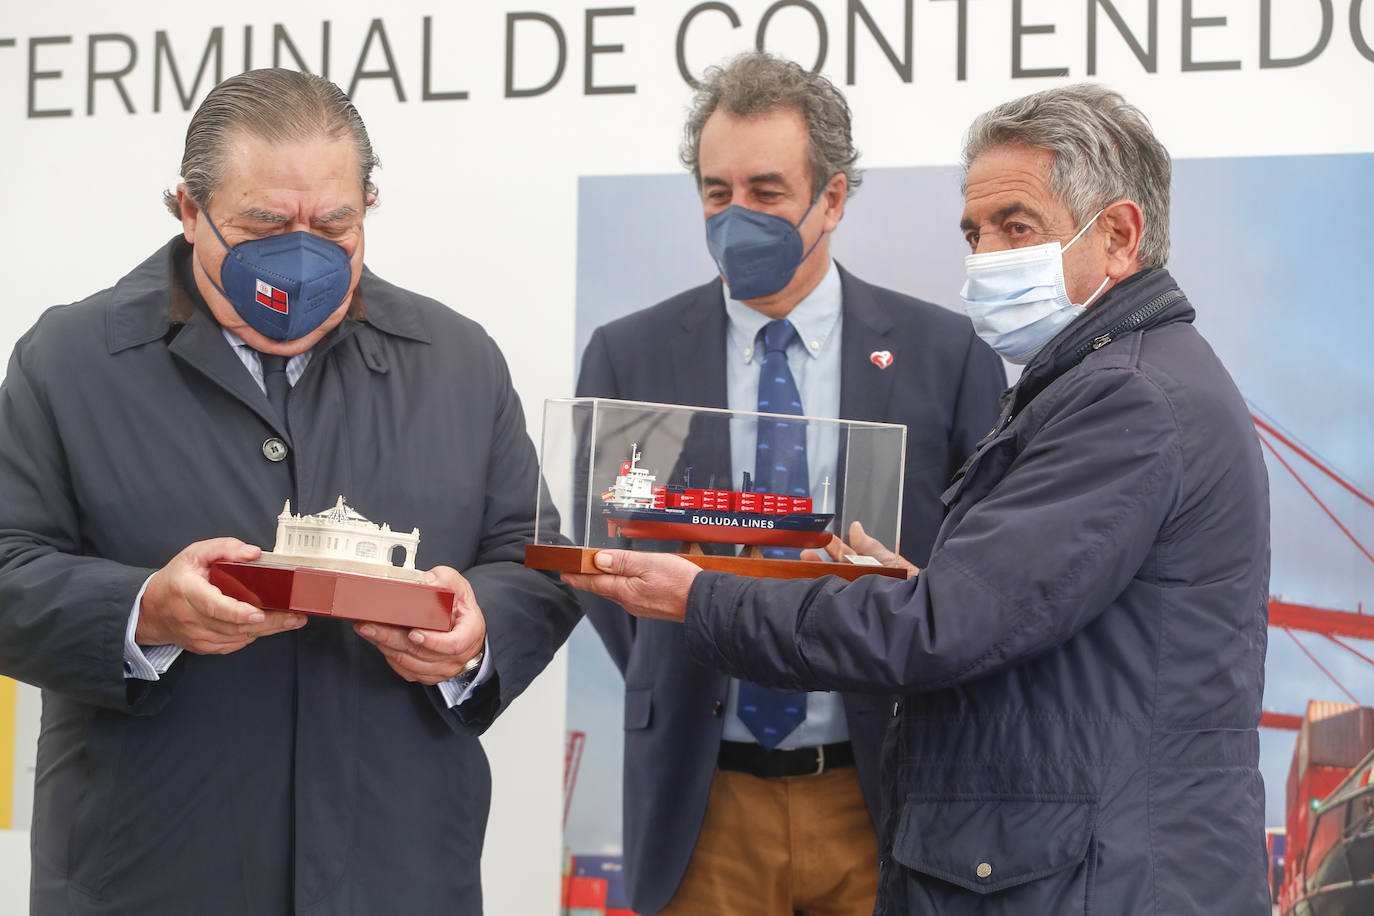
[603,506,834,549]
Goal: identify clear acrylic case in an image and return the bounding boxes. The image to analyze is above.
[526,397,908,581]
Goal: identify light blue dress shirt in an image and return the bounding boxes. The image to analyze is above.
[123,329,489,707]
[720,260,849,748]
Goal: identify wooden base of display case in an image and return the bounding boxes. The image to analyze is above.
[524,544,907,581]
[210,560,455,630]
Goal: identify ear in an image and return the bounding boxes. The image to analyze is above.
[177,185,200,245]
[820,172,848,232]
[1099,199,1144,279]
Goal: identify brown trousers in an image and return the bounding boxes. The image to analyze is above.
[659,765,879,916]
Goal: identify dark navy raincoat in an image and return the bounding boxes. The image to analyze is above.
[0,239,582,915]
[686,268,1271,915]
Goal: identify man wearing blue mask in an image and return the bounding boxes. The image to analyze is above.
[575,51,1005,916]
[568,83,1271,915]
[0,69,581,914]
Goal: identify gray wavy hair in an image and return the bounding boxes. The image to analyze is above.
[680,51,861,198]
[162,68,380,218]
[961,83,1171,268]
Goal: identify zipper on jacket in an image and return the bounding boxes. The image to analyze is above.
[1071,288,1185,362]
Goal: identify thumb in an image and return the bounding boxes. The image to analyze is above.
[593,549,637,576]
[194,537,260,567]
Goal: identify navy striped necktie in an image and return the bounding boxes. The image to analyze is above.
[738,317,808,750]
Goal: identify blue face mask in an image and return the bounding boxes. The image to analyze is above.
[705,188,827,302]
[200,212,355,341]
[958,209,1109,364]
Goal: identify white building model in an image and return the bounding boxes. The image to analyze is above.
[261,496,424,582]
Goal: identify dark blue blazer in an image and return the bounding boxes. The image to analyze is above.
[575,265,1005,915]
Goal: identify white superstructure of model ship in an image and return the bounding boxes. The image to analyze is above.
[259,496,425,581]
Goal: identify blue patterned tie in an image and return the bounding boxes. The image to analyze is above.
[737,318,808,749]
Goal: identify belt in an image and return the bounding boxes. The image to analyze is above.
[718,740,854,778]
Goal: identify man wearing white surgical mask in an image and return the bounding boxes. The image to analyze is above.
[958,142,1137,363]
[568,83,1271,915]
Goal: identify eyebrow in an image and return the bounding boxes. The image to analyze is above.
[312,206,359,225]
[242,207,289,223]
[238,206,359,225]
[959,202,1044,232]
[700,172,789,188]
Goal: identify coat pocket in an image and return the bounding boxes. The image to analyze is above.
[891,795,1096,912]
[624,687,652,730]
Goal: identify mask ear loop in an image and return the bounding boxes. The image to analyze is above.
[1063,207,1111,308]
[1061,207,1106,253]
[194,207,241,302]
[795,175,841,266]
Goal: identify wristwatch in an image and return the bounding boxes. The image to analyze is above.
[457,647,484,681]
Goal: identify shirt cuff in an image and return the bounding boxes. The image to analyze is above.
[123,574,183,680]
[436,638,493,708]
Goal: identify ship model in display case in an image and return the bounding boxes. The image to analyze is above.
[524,398,909,582]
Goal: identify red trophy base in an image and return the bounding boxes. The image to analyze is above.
[210,560,454,630]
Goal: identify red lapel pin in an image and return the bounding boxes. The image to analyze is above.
[870,350,894,369]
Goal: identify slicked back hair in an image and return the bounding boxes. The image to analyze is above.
[163,68,380,218]
[961,83,1172,268]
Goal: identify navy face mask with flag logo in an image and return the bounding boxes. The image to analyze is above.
[200,211,354,341]
[704,185,828,302]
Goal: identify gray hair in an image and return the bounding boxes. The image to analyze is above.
[680,51,861,198]
[961,83,1171,268]
[162,68,380,218]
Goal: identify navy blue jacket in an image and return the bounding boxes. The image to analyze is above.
[576,265,1005,914]
[686,268,1271,915]
[0,240,582,915]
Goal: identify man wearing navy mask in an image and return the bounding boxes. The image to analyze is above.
[0,69,580,915]
[575,51,1004,916]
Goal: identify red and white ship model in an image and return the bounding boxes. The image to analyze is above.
[600,444,834,550]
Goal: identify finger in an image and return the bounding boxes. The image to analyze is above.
[354,622,462,663]
[182,577,269,627]
[591,549,644,577]
[563,571,624,598]
[372,642,464,682]
[847,521,895,561]
[190,536,264,569]
[423,565,475,602]
[235,610,308,637]
[380,654,460,686]
[407,614,483,657]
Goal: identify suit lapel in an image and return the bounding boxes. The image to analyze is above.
[837,264,898,423]
[670,279,729,410]
[671,279,734,496]
[169,303,286,436]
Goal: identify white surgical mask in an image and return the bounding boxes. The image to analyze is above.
[959,210,1110,364]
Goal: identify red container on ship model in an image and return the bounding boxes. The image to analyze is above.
[600,445,835,550]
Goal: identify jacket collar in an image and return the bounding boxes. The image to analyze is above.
[106,236,431,355]
[1010,266,1194,414]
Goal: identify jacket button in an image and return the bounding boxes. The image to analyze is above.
[262,438,289,462]
[891,700,901,717]
[976,862,992,879]
[712,700,723,717]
